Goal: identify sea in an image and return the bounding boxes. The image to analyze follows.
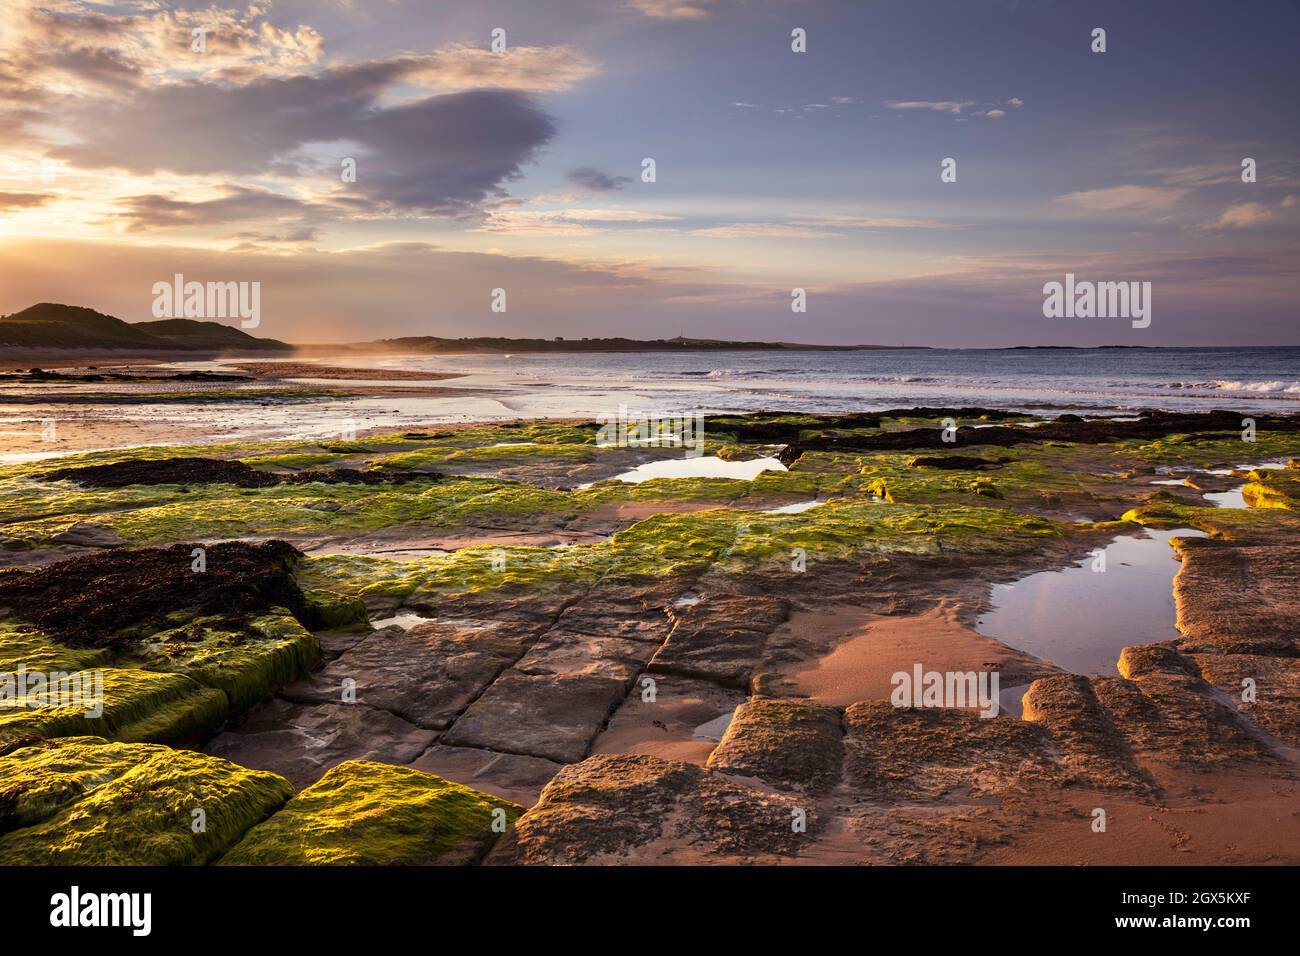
[2,346,1298,458]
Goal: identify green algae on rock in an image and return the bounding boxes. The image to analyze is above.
[0,668,228,754]
[218,760,521,865]
[0,739,293,865]
[123,613,321,715]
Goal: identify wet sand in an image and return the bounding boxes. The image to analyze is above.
[780,604,1062,707]
[230,362,466,381]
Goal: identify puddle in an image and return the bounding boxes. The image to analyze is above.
[975,528,1208,676]
[1204,487,1247,509]
[998,682,1031,719]
[692,712,734,742]
[763,499,821,514]
[609,455,786,484]
[368,612,437,630]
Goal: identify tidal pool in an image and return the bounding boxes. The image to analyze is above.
[610,455,786,483]
[368,612,437,630]
[1204,487,1246,509]
[976,528,1207,676]
[763,499,821,514]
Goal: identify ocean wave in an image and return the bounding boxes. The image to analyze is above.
[1207,380,1300,393]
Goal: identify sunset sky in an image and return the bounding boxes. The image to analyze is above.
[0,0,1297,346]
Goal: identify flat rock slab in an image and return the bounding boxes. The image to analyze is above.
[666,593,790,634]
[513,628,656,684]
[707,697,844,793]
[555,597,673,643]
[1095,670,1279,768]
[313,627,376,660]
[426,593,576,627]
[408,744,563,806]
[1191,653,1300,747]
[443,671,627,763]
[281,620,531,729]
[1021,675,1153,792]
[204,698,436,789]
[488,753,812,865]
[843,702,1061,801]
[591,675,745,766]
[648,594,791,688]
[1174,540,1300,656]
[648,625,771,688]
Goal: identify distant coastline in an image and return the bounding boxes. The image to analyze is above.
[2,305,1296,358]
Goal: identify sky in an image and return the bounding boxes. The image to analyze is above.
[0,0,1297,347]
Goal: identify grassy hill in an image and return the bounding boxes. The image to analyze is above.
[0,304,290,351]
[135,319,289,351]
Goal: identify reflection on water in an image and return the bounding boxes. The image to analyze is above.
[763,499,821,514]
[1204,487,1246,509]
[692,712,734,742]
[368,612,437,630]
[976,528,1207,676]
[998,683,1031,719]
[611,455,786,483]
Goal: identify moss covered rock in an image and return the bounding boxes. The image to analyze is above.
[0,740,292,864]
[0,667,228,754]
[218,760,521,865]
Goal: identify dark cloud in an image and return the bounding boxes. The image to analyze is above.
[566,166,631,192]
[352,89,556,214]
[49,65,556,216]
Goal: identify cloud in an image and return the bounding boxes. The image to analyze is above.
[229,226,321,248]
[392,45,596,95]
[692,223,833,239]
[1198,201,1275,231]
[50,78,557,216]
[1154,163,1243,188]
[885,98,1019,118]
[567,167,631,192]
[477,206,680,236]
[798,215,961,230]
[1054,185,1191,215]
[1,4,595,220]
[883,100,975,114]
[631,0,715,19]
[0,190,55,211]
[0,1,326,92]
[110,186,321,231]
